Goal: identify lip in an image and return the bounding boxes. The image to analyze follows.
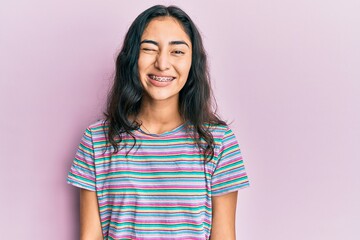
[148,73,176,78]
[147,74,176,87]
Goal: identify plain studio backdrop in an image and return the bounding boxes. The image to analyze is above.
[0,0,359,239]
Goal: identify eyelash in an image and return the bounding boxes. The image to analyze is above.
[141,48,185,55]
[143,48,155,52]
[173,50,185,55]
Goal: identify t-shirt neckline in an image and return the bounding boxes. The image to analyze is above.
[136,122,186,137]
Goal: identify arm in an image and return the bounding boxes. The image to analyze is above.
[210,191,238,240]
[80,189,103,240]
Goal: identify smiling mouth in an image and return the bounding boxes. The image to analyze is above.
[148,74,176,82]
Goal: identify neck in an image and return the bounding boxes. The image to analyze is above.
[135,95,184,134]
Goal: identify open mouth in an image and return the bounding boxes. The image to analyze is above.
[148,74,176,82]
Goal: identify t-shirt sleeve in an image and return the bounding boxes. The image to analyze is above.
[66,127,96,191]
[211,126,250,196]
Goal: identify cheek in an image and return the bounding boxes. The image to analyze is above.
[138,54,154,73]
[177,59,192,76]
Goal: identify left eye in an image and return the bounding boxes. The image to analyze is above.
[173,50,184,55]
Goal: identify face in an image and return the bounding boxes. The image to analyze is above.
[138,17,192,103]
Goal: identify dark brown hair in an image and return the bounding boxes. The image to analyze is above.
[104,5,226,161]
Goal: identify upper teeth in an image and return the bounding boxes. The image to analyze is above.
[149,75,174,82]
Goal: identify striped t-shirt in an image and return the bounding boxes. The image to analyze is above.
[67,119,250,239]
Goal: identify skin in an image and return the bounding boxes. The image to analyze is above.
[80,16,239,239]
[210,191,238,240]
[136,16,192,133]
[79,189,103,240]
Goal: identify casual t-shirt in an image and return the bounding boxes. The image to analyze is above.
[67,119,250,239]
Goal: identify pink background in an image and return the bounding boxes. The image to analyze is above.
[1,0,359,239]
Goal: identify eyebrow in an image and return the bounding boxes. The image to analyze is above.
[140,39,190,48]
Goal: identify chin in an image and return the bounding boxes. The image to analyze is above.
[144,92,179,102]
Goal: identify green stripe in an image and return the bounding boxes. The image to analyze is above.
[213,176,248,188]
[97,171,206,178]
[73,158,94,170]
[221,144,238,155]
[68,172,94,185]
[216,160,244,173]
[93,137,223,146]
[98,188,207,194]
[109,221,205,229]
[99,205,209,212]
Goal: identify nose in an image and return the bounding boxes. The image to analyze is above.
[154,51,170,71]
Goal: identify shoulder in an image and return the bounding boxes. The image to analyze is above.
[83,119,109,138]
[205,123,235,139]
[205,124,241,155]
[87,119,108,132]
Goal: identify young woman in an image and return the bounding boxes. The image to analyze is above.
[67,5,250,240]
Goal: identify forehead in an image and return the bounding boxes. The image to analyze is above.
[141,17,191,44]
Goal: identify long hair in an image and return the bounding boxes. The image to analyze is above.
[104,5,226,161]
